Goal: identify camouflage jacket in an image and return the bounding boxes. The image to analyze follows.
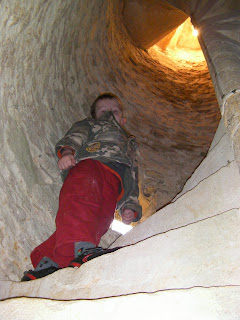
[55,112,142,222]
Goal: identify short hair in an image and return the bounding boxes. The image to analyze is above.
[90,93,123,118]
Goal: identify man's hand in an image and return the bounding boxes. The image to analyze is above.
[58,154,76,170]
[122,209,135,225]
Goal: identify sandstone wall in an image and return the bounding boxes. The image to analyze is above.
[0,0,219,280]
[1,119,240,320]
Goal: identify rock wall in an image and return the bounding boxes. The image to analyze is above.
[1,119,240,320]
[0,0,219,280]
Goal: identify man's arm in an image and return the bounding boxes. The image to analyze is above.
[58,148,76,170]
[55,120,90,169]
[120,137,142,224]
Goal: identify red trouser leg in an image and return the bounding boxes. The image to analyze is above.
[31,159,120,268]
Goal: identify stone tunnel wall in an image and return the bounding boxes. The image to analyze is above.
[0,0,220,280]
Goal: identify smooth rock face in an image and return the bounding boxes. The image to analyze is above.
[1,287,240,320]
[174,118,234,200]
[1,208,240,300]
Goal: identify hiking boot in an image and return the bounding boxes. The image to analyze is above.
[69,246,122,268]
[21,266,59,281]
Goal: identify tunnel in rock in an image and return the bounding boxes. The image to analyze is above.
[0,0,220,280]
[121,0,220,217]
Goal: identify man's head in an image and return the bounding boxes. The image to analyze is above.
[90,93,126,126]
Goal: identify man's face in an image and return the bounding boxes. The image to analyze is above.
[95,98,126,126]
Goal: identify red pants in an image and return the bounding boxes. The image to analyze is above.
[31,159,120,268]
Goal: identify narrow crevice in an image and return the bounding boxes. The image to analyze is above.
[208,130,226,153]
[1,284,240,303]
[171,159,235,203]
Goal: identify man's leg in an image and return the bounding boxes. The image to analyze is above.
[22,159,120,280]
[21,232,59,281]
[53,159,120,267]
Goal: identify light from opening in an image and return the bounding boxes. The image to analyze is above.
[192,28,198,37]
[111,219,133,234]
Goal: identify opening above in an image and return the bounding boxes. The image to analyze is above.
[149,18,205,67]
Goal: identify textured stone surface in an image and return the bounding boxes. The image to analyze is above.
[99,228,121,248]
[0,1,240,318]
[224,93,240,172]
[174,119,234,199]
[1,209,240,300]
[112,160,240,247]
[1,287,240,320]
[0,0,220,281]
[123,0,188,48]
[209,117,226,151]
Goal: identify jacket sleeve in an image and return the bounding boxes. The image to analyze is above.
[55,120,90,159]
[120,137,142,222]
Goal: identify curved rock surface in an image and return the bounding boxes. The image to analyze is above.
[0,0,220,280]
